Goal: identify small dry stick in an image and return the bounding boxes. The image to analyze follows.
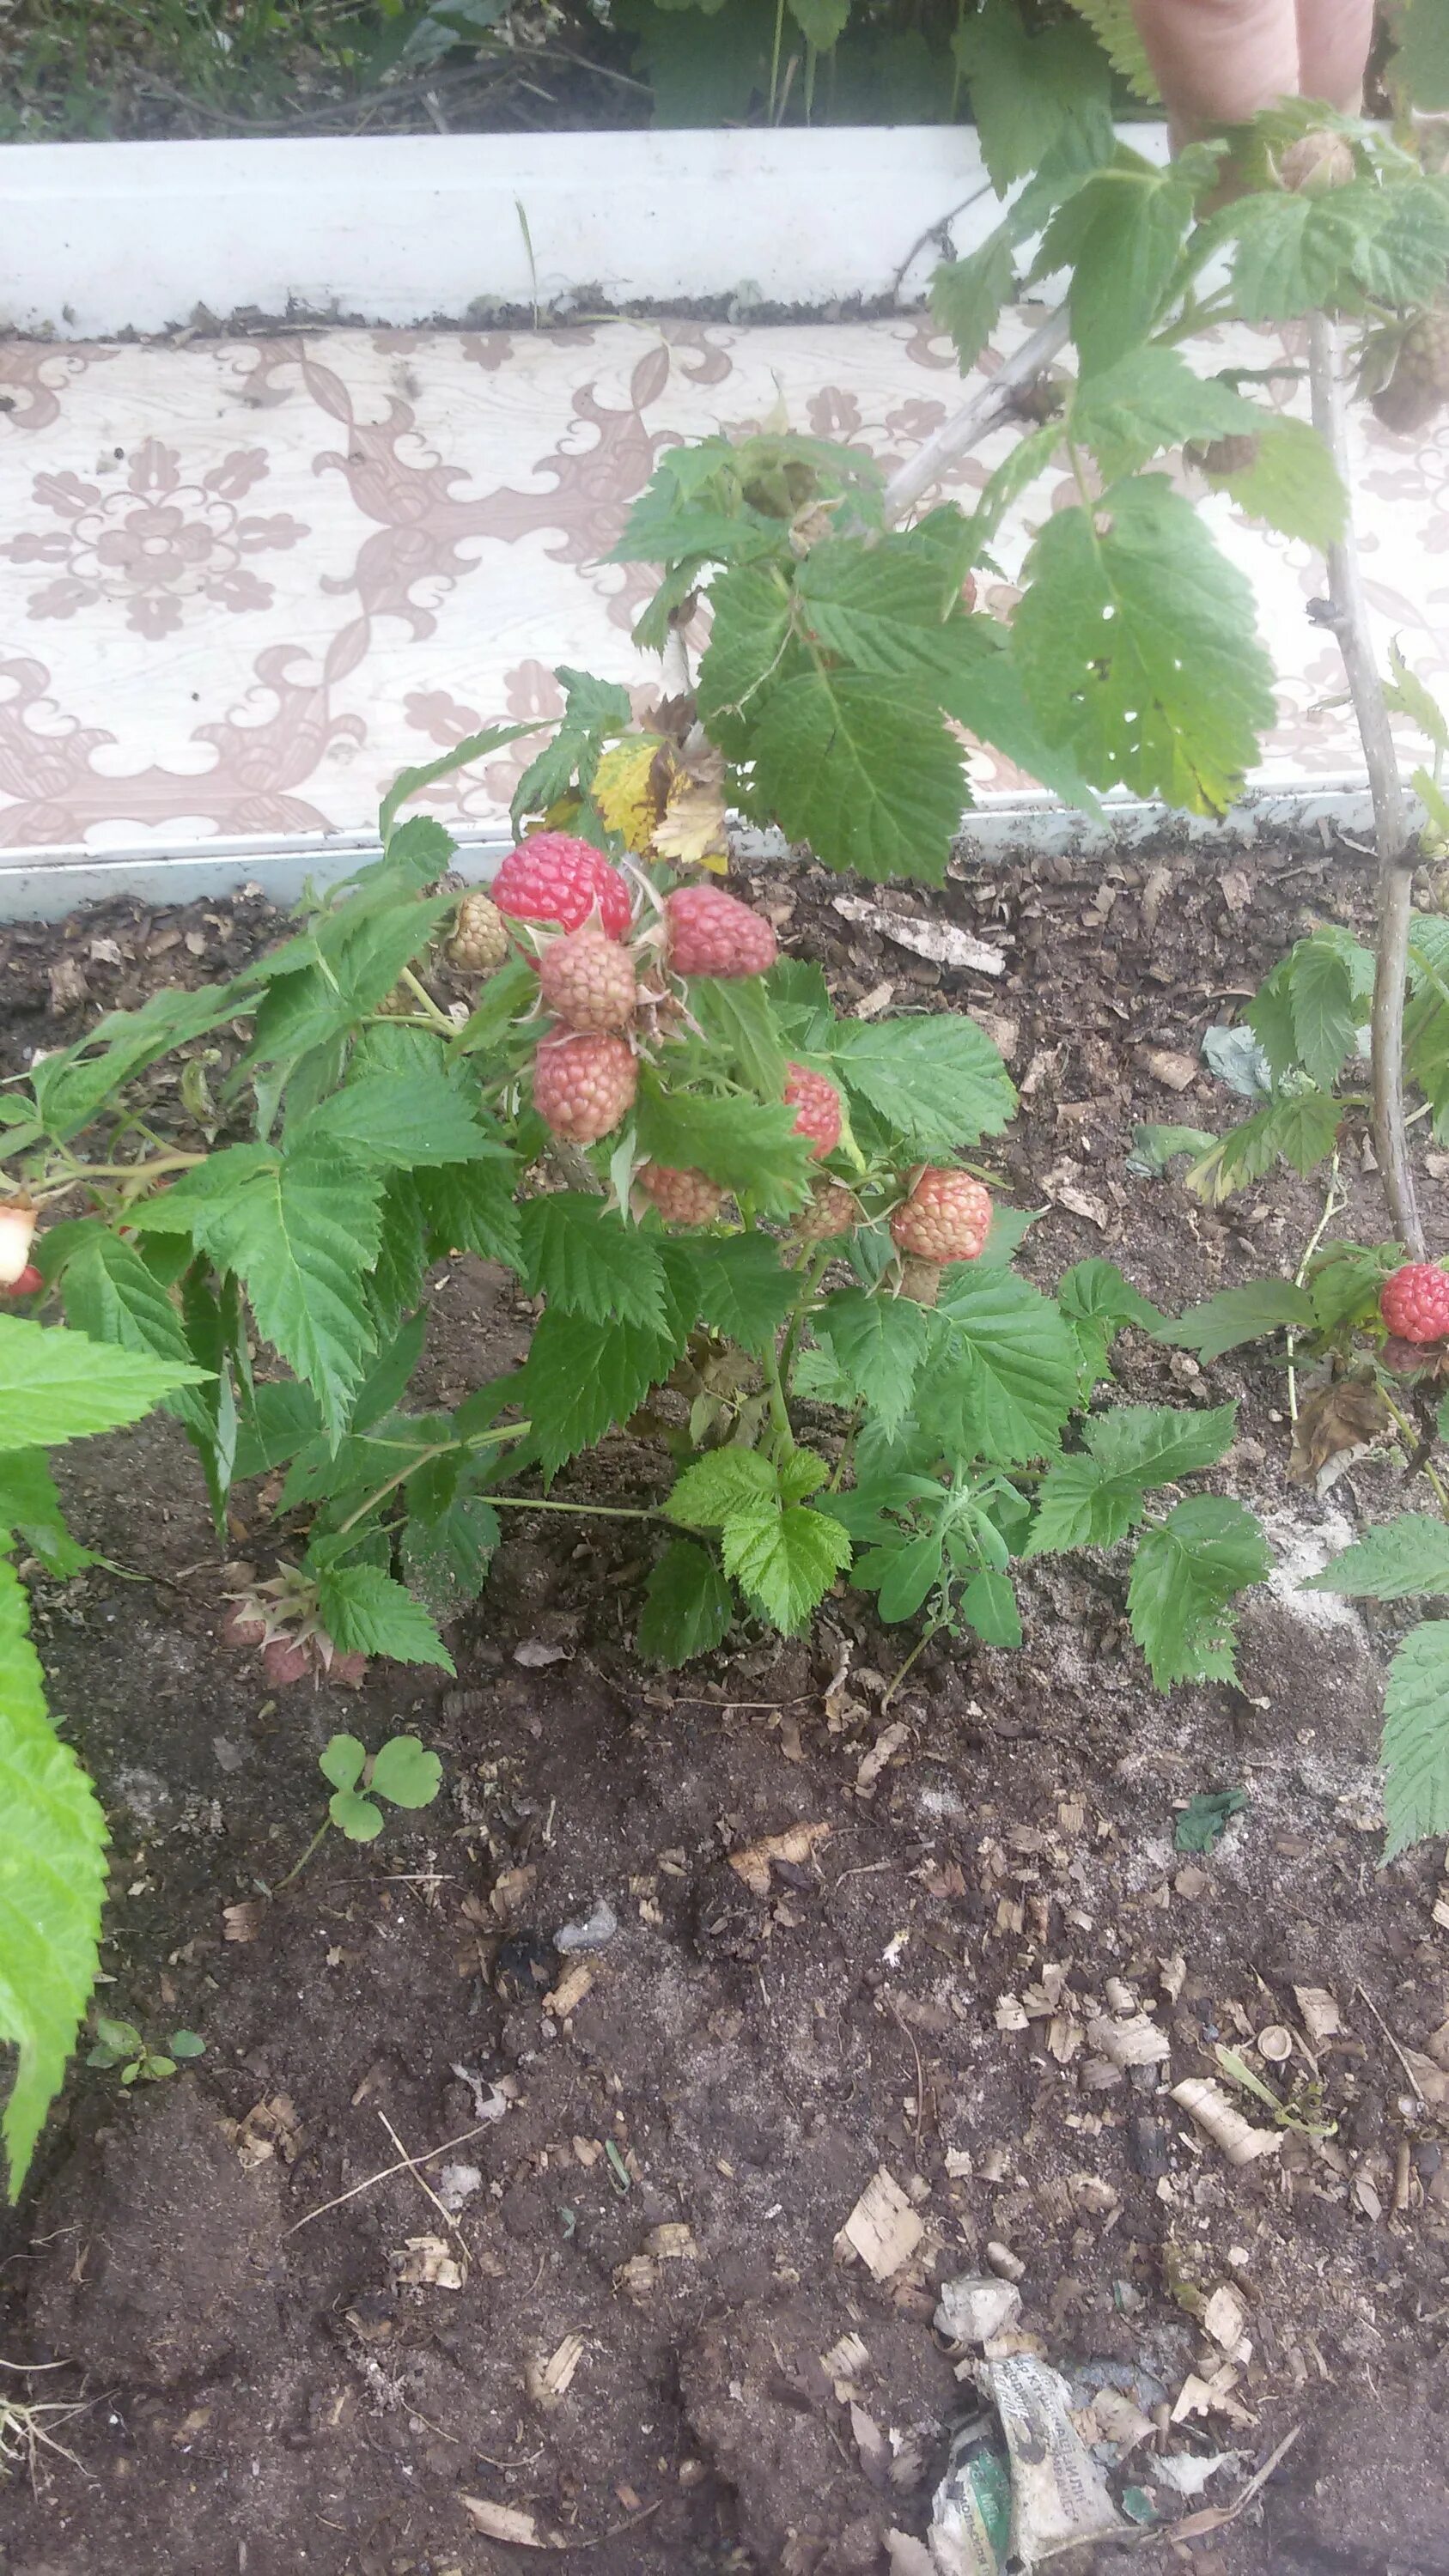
[375,2109,472,2269]
[283,2118,497,2235]
[1306,312,1425,1259]
[1355,1978,1428,2105]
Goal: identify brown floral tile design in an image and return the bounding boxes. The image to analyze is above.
[0,315,1441,854]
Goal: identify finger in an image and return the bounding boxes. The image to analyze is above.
[1130,0,1300,134]
[1296,0,1373,107]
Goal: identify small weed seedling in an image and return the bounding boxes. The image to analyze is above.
[85,2018,204,2087]
[277,1733,443,1888]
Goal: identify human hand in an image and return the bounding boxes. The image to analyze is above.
[1129,0,1374,141]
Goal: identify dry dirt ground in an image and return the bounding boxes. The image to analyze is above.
[2,841,1448,2576]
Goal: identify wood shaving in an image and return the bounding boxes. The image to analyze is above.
[1203,2284,1249,2351]
[1294,1985,1342,2044]
[728,1820,831,1897]
[544,1960,594,2019]
[646,2222,697,2260]
[222,1900,262,1943]
[1086,2011,1170,2068]
[856,1719,910,1796]
[461,2498,547,2545]
[836,2167,924,2281]
[526,2333,587,2411]
[829,892,1005,976]
[394,2233,465,2290]
[1171,2078,1282,2166]
[490,1864,537,1921]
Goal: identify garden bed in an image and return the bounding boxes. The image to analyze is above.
[3,839,1448,2576]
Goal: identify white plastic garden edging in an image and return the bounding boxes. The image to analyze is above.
[0,125,1178,337]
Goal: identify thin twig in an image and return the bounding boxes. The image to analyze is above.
[283,2119,499,2234]
[1306,313,1425,1258]
[880,307,1070,528]
[1355,1980,1426,2104]
[375,2110,472,2270]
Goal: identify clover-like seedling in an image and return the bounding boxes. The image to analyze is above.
[320,1732,442,1843]
[87,2016,205,2086]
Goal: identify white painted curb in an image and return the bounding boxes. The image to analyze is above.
[0,124,1168,338]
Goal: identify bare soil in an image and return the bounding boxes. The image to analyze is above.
[3,840,1449,2576]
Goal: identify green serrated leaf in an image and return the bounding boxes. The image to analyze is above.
[1215,178,1449,323]
[931,233,1019,374]
[521,1308,685,1475]
[749,667,965,886]
[1029,1400,1238,1554]
[813,1289,931,1442]
[400,1471,499,1622]
[721,1500,852,1636]
[315,1567,454,1672]
[689,1233,798,1350]
[667,1447,776,1529]
[0,1450,93,1579]
[928,1268,1081,1465]
[380,722,537,844]
[1063,0,1159,97]
[52,1224,216,1452]
[638,1538,734,1666]
[31,982,252,1145]
[826,1014,1014,1151]
[1012,474,1276,816]
[0,1316,208,1452]
[959,1564,1023,1647]
[289,1068,498,1170]
[1309,1514,1449,1601]
[1381,1620,1449,1857]
[368,1735,443,1809]
[635,1084,813,1214]
[953,0,1110,195]
[1125,1122,1218,1177]
[0,1557,108,2196]
[696,560,797,761]
[792,535,961,683]
[519,1195,667,1330]
[1307,1241,1399,1336]
[1288,938,1358,1091]
[1070,346,1252,480]
[1207,416,1346,551]
[1038,154,1196,377]
[687,976,789,1098]
[1128,1496,1269,1689]
[1160,1279,1315,1360]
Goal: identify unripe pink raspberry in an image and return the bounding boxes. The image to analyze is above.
[783,1063,841,1160]
[3,1265,43,1299]
[0,1199,39,1286]
[447,891,509,973]
[637,1163,724,1226]
[263,1637,315,1689]
[664,884,777,980]
[1379,1262,1449,1346]
[533,1031,637,1144]
[793,1181,858,1242]
[538,927,637,1033]
[890,1169,992,1265]
[493,832,632,939]
[222,1604,268,1650]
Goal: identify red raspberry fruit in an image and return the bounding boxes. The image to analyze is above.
[783,1063,842,1160]
[1379,1262,1449,1346]
[263,1637,316,1689]
[2,1264,44,1298]
[533,1031,638,1144]
[493,833,632,939]
[638,1163,724,1225]
[664,884,777,980]
[890,1169,993,1265]
[221,1604,268,1650]
[538,927,637,1034]
[793,1181,858,1242]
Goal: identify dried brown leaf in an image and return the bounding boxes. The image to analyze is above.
[729,1820,831,1898]
[1288,1378,1390,1485]
[836,2167,923,2281]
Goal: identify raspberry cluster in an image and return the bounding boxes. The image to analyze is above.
[221,1587,367,1689]
[890,1167,993,1297]
[1379,1262,1449,1347]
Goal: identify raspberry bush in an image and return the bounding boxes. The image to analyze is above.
[4,82,1449,2191]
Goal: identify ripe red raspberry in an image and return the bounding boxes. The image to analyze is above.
[1379,1262,1449,1346]
[890,1169,993,1265]
[493,833,632,939]
[664,884,777,980]
[638,1163,724,1226]
[2,1264,44,1298]
[538,927,637,1034]
[448,891,509,973]
[793,1181,858,1242]
[533,1031,637,1144]
[783,1063,841,1160]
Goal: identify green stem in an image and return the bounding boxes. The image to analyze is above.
[768,0,785,117]
[881,1620,942,1710]
[1379,1385,1449,1516]
[778,1245,833,1400]
[398,967,455,1035]
[485,1494,661,1521]
[331,1419,531,1538]
[272,1820,330,1893]
[36,1147,207,1204]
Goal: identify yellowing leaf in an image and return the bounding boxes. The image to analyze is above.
[592,736,676,854]
[652,773,730,871]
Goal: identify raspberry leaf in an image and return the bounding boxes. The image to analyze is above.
[813,1290,932,1442]
[697,562,799,762]
[0,1558,107,2199]
[791,537,968,682]
[379,721,536,844]
[1027,1400,1238,1553]
[0,1316,209,1451]
[52,1224,216,1448]
[1036,153,1198,376]
[1381,1624,1449,1857]
[1012,475,1275,813]
[1308,1515,1449,1601]
[667,1448,777,1530]
[1069,346,1253,478]
[1212,179,1449,321]
[931,233,1019,374]
[827,1017,1015,1151]
[686,1235,798,1350]
[289,1070,503,1170]
[638,1539,734,1667]
[688,979,790,1099]
[417,1165,524,1273]
[1056,1259,1166,1391]
[1306,1242,1400,1336]
[1128,1496,1269,1688]
[30,983,254,1145]
[928,1271,1081,1463]
[0,1450,93,1581]
[721,1501,853,1635]
[519,1197,668,1332]
[522,1310,685,1475]
[1204,417,1346,550]
[959,1565,1023,1649]
[315,1566,454,1672]
[510,667,633,828]
[749,669,965,885]
[635,1085,813,1213]
[1160,1279,1315,1359]
[936,626,1105,818]
[953,1,1110,194]
[400,1461,500,1621]
[1288,939,1359,1091]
